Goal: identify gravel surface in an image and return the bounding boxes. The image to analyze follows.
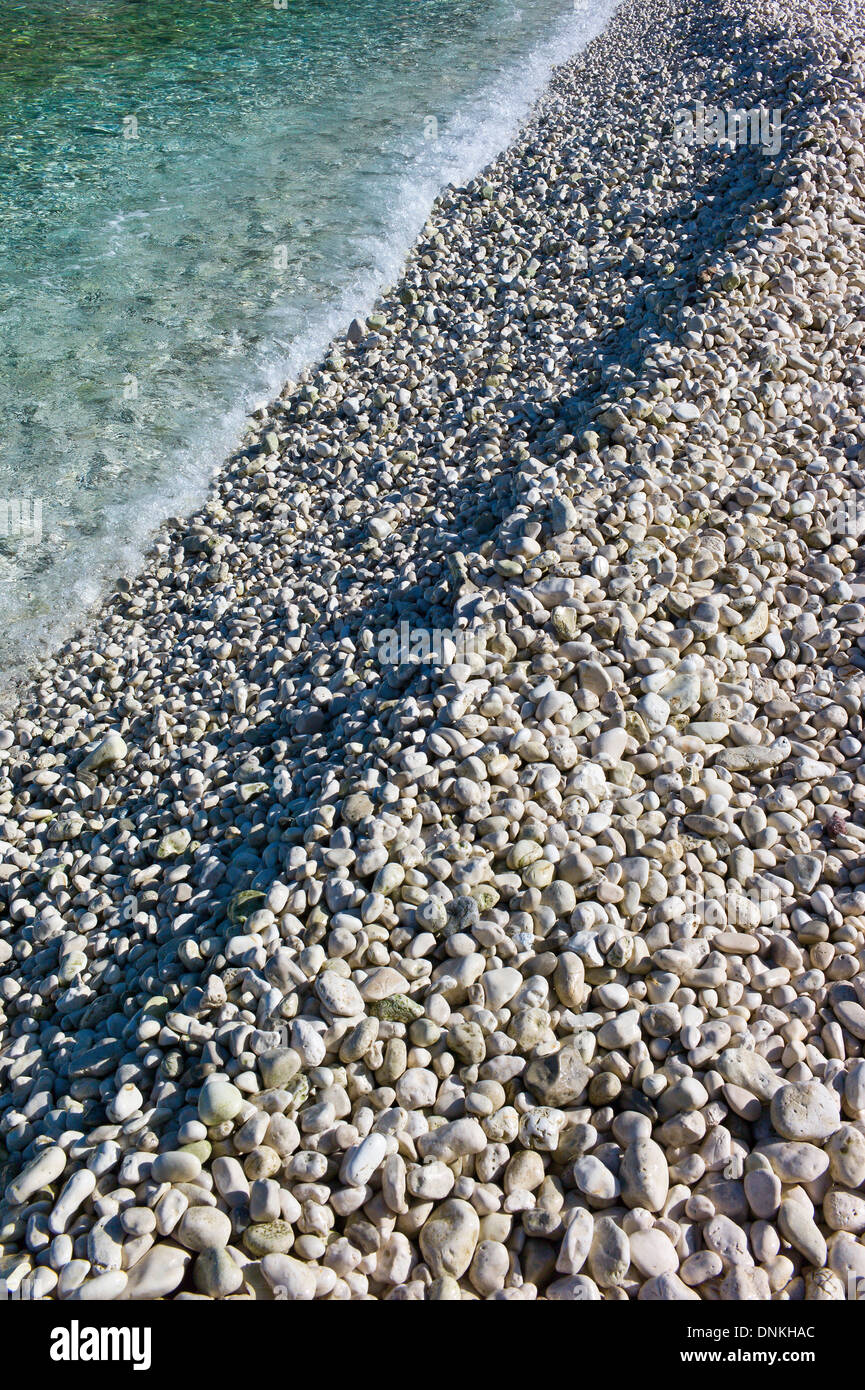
[1,0,865,1301]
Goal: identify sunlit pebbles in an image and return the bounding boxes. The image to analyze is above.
[0,0,865,1304]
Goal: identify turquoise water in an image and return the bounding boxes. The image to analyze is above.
[0,0,614,685]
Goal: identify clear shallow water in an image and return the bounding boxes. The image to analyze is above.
[0,0,615,686]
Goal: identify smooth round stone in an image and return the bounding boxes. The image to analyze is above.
[314,971,364,1017]
[680,1251,724,1286]
[79,730,128,773]
[25,1266,60,1300]
[211,1157,250,1208]
[826,1125,865,1187]
[181,1140,212,1165]
[407,1160,455,1201]
[628,1229,678,1278]
[426,1275,462,1301]
[194,1247,244,1298]
[717,1048,784,1102]
[704,1214,750,1266]
[759,1141,830,1183]
[833,999,865,1040]
[469,1239,510,1296]
[556,1208,593,1275]
[243,1220,295,1257]
[770,1080,841,1142]
[416,1118,486,1163]
[107,1083,144,1122]
[340,1017,379,1064]
[542,880,577,916]
[596,983,630,1010]
[260,1254,316,1300]
[177,1206,233,1252]
[339,1132,387,1188]
[152,1150,202,1185]
[659,1076,709,1116]
[573,1155,620,1203]
[120,1206,157,1238]
[639,1272,700,1301]
[396,1068,439,1110]
[592,727,628,764]
[547,1274,601,1301]
[342,792,374,825]
[553,953,585,1009]
[823,1190,865,1234]
[751,1221,780,1265]
[482,967,522,1010]
[844,1060,865,1115]
[359,966,408,1001]
[154,1188,188,1238]
[722,1083,761,1122]
[685,1195,716,1222]
[258,1048,301,1089]
[124,1243,192,1299]
[250,1178,282,1223]
[198,1076,244,1126]
[636,693,671,733]
[597,1009,641,1050]
[744,1168,781,1219]
[713,932,759,954]
[588,1216,630,1287]
[68,1270,129,1301]
[416,895,448,932]
[620,1139,669,1213]
[419,1199,480,1279]
[778,1200,827,1267]
[612,1112,653,1145]
[504,1150,545,1193]
[5,1145,67,1206]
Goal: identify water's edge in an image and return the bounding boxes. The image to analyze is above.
[1,0,619,710]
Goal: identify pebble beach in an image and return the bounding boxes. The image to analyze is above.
[2,0,865,1302]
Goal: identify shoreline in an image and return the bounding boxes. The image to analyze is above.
[2,0,865,1303]
[0,0,618,705]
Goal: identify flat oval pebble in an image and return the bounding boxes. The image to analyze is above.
[243,1221,296,1258]
[770,1080,841,1143]
[314,972,364,1017]
[260,1254,317,1300]
[123,1244,192,1300]
[176,1207,233,1252]
[198,1077,244,1127]
[420,1199,480,1280]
